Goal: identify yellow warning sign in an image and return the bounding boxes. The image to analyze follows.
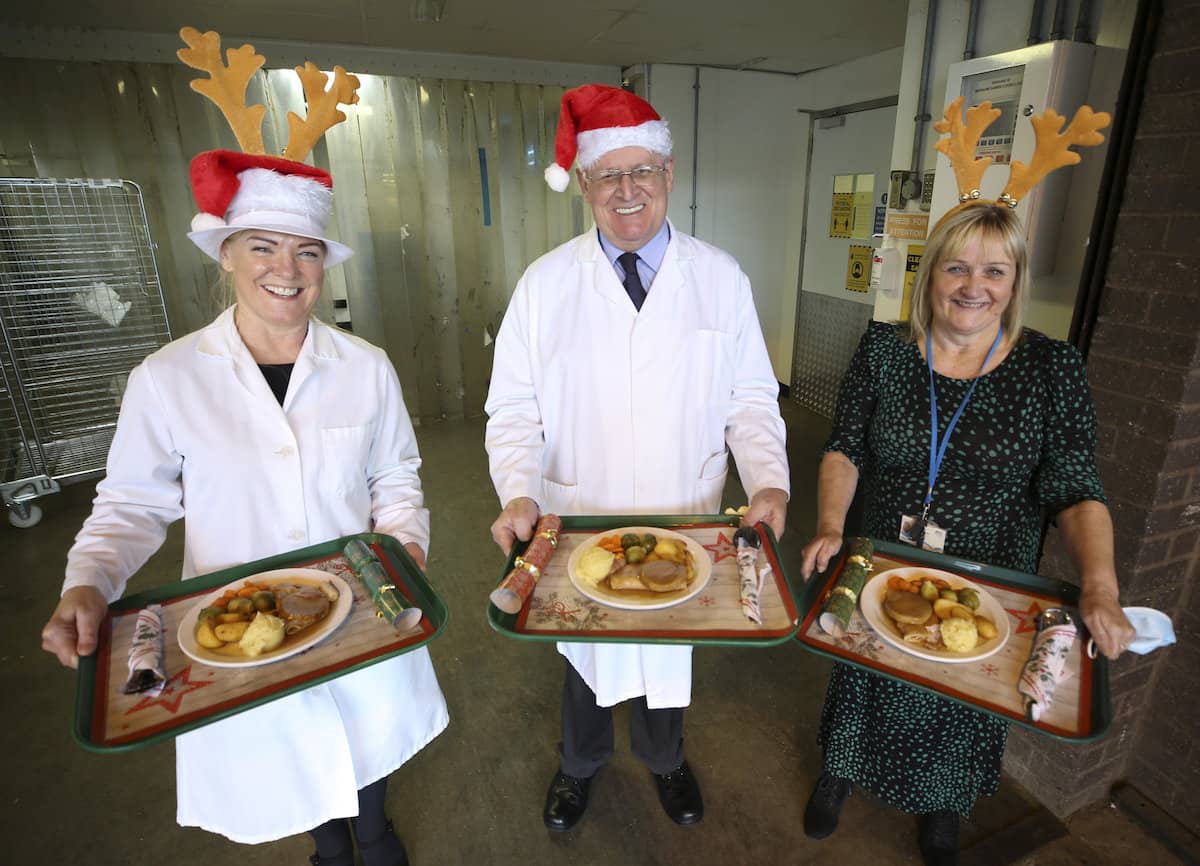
[900,244,924,319]
[846,244,872,293]
[830,193,854,239]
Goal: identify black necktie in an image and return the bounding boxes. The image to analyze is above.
[617,251,646,311]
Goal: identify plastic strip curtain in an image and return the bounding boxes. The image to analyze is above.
[0,58,584,422]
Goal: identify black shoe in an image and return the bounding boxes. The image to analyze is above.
[918,810,960,866]
[803,773,852,840]
[354,819,409,866]
[653,761,704,825]
[543,770,593,831]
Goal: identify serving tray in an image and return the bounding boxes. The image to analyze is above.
[488,514,800,646]
[795,538,1111,741]
[73,533,448,752]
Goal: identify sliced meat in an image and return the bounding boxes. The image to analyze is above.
[274,583,332,634]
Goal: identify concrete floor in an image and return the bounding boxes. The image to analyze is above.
[1,400,1187,866]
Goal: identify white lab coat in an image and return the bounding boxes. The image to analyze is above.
[63,308,449,843]
[485,223,789,709]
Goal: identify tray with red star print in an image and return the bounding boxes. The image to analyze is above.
[487,515,800,646]
[72,533,448,753]
[795,538,1111,741]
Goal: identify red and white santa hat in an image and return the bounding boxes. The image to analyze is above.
[186,149,354,267]
[544,84,673,192]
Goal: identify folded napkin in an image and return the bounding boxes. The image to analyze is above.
[1086,606,1176,657]
[122,604,167,696]
[1018,609,1077,722]
[342,539,423,631]
[818,537,874,638]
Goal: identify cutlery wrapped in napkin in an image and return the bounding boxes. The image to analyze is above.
[1018,608,1077,722]
[733,526,765,624]
[490,514,563,614]
[122,604,168,696]
[343,539,423,631]
[818,537,874,637]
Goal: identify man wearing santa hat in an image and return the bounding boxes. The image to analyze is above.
[484,84,790,831]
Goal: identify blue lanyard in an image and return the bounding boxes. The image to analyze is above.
[923,325,1005,514]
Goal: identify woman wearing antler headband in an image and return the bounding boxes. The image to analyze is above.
[39,29,446,866]
[797,100,1135,866]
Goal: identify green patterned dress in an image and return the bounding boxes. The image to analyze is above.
[818,321,1105,816]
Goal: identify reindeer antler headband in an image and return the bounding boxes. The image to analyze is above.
[177,27,362,266]
[933,95,1110,225]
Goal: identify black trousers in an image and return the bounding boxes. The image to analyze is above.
[558,662,684,778]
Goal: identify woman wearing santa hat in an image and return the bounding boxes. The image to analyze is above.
[41,32,446,866]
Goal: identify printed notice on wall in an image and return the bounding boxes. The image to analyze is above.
[885,211,930,241]
[846,244,872,293]
[901,244,924,319]
[830,173,855,238]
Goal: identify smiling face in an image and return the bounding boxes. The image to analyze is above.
[930,232,1016,345]
[219,229,325,339]
[578,146,673,252]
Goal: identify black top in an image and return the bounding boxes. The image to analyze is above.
[826,321,1105,572]
[258,363,294,406]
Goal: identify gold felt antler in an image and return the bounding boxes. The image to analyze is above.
[999,106,1111,206]
[282,63,362,162]
[933,96,1002,202]
[177,27,267,155]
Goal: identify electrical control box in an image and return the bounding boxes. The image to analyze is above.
[928,41,1103,276]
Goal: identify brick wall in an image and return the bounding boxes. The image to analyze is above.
[1003,0,1200,834]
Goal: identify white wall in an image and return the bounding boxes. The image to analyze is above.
[648,48,904,383]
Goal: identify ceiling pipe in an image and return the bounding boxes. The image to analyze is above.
[964,0,982,60]
[1074,0,1095,42]
[1050,0,1069,40]
[1028,0,1046,44]
[910,0,939,175]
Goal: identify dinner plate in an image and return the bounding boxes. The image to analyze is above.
[860,566,1010,663]
[177,568,353,668]
[566,526,713,611]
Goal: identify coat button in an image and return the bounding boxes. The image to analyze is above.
[277,445,295,457]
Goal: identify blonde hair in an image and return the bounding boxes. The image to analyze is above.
[904,203,1029,350]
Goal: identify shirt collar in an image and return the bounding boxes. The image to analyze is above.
[597,220,671,276]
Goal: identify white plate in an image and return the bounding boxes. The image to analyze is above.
[566,526,712,611]
[860,566,1010,663]
[177,568,353,668]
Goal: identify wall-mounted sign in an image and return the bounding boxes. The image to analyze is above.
[901,244,924,319]
[846,244,872,293]
[885,211,930,241]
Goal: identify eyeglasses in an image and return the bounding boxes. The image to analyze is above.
[584,164,668,190]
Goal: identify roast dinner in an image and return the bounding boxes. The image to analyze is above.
[881,573,999,653]
[575,532,696,594]
[193,577,340,658]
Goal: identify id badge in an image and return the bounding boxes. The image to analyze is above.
[899,514,947,553]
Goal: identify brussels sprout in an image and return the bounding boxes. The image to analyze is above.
[227,597,255,614]
[621,533,641,549]
[198,606,224,623]
[251,590,277,612]
[958,588,981,610]
[919,580,939,602]
[625,545,647,564]
[938,589,959,602]
[641,533,657,550]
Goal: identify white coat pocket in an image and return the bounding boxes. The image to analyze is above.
[319,425,372,502]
